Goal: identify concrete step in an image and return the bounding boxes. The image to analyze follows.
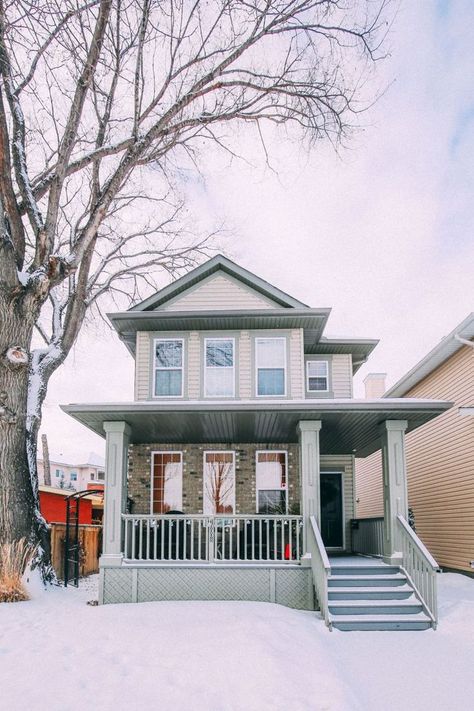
[330,565,400,576]
[331,613,432,632]
[328,573,407,587]
[329,597,422,616]
[328,585,413,600]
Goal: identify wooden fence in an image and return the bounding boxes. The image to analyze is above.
[50,523,102,580]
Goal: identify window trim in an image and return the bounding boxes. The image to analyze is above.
[203,450,236,515]
[255,336,287,398]
[153,337,184,398]
[255,450,288,514]
[150,450,183,514]
[306,359,329,393]
[204,337,235,398]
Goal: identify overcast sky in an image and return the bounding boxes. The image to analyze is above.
[41,1,474,463]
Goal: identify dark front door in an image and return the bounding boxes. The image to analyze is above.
[320,473,343,548]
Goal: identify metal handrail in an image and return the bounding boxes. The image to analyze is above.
[122,513,303,564]
[307,515,331,628]
[396,514,439,627]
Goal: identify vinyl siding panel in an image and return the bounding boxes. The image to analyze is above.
[239,331,252,398]
[187,332,200,399]
[321,454,355,552]
[332,354,353,398]
[355,451,383,518]
[356,344,474,573]
[290,329,304,398]
[159,273,279,311]
[135,332,151,400]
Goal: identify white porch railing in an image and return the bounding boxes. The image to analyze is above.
[397,515,439,627]
[307,515,331,628]
[122,514,303,564]
[351,517,384,557]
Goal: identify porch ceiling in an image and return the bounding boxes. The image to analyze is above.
[61,399,451,457]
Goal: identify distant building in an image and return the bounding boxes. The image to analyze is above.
[38,452,105,492]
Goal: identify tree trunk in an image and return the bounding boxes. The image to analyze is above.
[0,291,53,581]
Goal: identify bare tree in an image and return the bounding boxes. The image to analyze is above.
[0,0,390,578]
[205,460,234,515]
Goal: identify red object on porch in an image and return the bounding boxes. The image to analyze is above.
[39,487,93,524]
[284,543,291,560]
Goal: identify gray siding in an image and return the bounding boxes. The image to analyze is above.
[158,272,280,311]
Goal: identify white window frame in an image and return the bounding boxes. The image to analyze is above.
[203,450,236,515]
[153,338,184,398]
[204,337,235,398]
[255,450,288,514]
[255,337,287,397]
[306,359,329,393]
[150,451,183,514]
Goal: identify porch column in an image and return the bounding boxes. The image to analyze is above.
[380,419,408,565]
[297,420,322,552]
[101,421,131,567]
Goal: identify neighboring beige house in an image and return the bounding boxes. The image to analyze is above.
[38,452,105,491]
[63,255,450,630]
[356,314,474,576]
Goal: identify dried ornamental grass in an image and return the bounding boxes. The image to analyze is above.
[0,538,37,603]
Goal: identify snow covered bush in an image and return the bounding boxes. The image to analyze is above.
[0,538,37,603]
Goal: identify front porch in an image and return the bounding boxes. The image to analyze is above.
[63,400,448,628]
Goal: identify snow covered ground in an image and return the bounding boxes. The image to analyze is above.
[1,572,473,711]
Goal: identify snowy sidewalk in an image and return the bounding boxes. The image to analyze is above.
[0,572,473,711]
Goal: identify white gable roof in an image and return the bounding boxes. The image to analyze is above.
[129,254,308,312]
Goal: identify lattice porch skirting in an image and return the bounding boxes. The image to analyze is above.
[100,564,315,610]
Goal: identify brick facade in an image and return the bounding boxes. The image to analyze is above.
[128,443,300,515]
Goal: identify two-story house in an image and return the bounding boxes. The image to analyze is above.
[63,255,450,630]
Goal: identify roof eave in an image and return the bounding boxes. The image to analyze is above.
[385,313,474,397]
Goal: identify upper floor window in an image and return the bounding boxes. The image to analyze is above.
[205,338,234,397]
[154,339,183,397]
[256,337,286,396]
[306,360,329,392]
[70,472,77,481]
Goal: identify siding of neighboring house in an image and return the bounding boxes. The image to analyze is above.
[158,273,280,311]
[356,344,474,574]
[39,489,93,524]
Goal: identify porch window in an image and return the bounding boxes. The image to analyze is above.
[256,451,287,514]
[205,338,234,397]
[307,360,329,392]
[203,451,235,514]
[154,339,183,397]
[152,452,183,514]
[256,338,286,396]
